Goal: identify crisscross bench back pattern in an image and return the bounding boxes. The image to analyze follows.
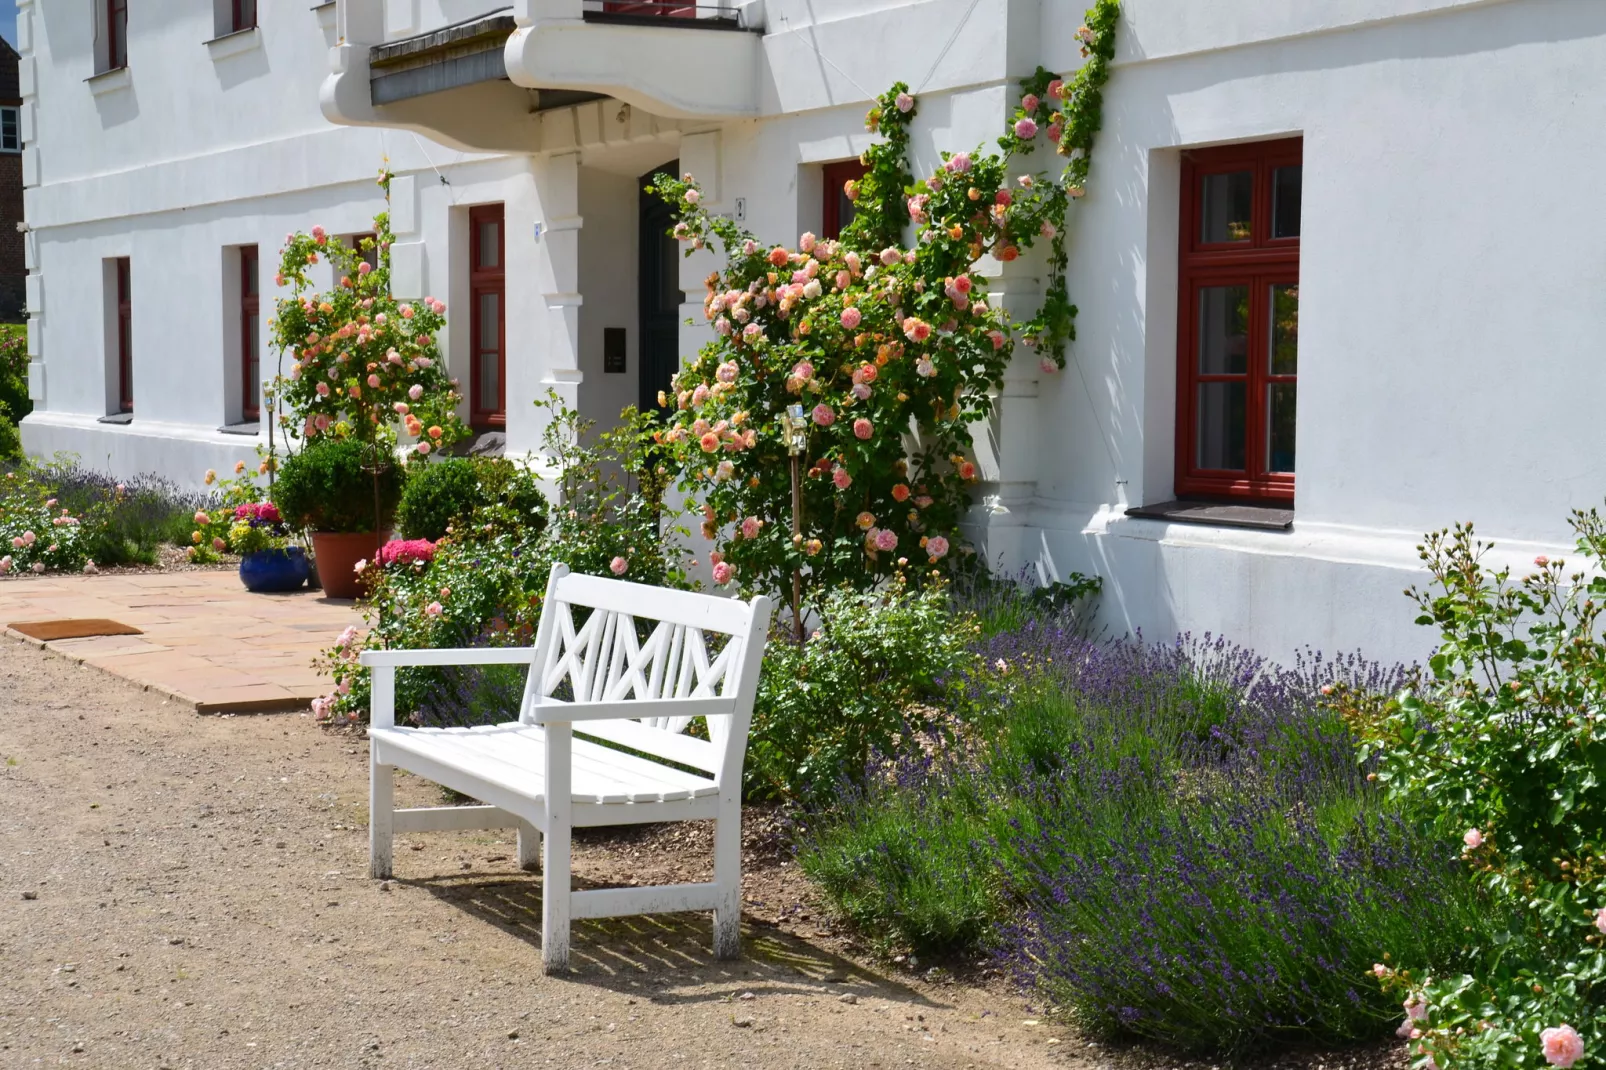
[362,565,773,971]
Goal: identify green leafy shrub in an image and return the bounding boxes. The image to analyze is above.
[273,438,404,534]
[396,457,547,541]
[1348,515,1606,1070]
[312,394,682,725]
[745,575,979,804]
[0,463,91,574]
[1,457,204,569]
[0,326,29,462]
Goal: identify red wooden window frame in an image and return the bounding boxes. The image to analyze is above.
[106,0,129,71]
[232,0,258,33]
[240,245,261,421]
[349,231,379,272]
[469,204,507,429]
[115,258,133,414]
[602,2,695,15]
[1176,138,1302,503]
[822,159,869,241]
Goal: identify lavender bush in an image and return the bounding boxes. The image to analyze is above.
[799,628,1505,1053]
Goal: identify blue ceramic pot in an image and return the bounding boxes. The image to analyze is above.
[239,546,310,593]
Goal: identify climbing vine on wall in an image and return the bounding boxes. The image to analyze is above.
[648,2,1120,605]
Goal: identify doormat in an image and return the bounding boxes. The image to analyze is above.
[7,619,145,642]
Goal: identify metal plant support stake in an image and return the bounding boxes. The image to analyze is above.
[781,404,809,642]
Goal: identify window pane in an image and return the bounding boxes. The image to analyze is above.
[246,311,260,410]
[476,221,501,270]
[1272,165,1302,239]
[1198,285,1249,374]
[477,291,501,412]
[1270,285,1298,374]
[1267,383,1296,474]
[1200,171,1252,242]
[1196,382,1246,471]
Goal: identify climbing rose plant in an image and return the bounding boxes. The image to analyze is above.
[649,4,1119,606]
[268,169,467,458]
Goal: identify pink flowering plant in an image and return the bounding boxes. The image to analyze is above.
[0,466,90,575]
[268,169,466,485]
[1339,514,1606,1069]
[650,45,1117,608]
[184,462,271,563]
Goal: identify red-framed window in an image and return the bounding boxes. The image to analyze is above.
[115,258,133,414]
[105,0,129,71]
[231,0,258,33]
[469,204,506,429]
[602,2,695,15]
[240,245,261,421]
[1176,138,1302,503]
[822,159,869,241]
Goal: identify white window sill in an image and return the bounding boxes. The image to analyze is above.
[205,26,262,61]
[86,67,131,97]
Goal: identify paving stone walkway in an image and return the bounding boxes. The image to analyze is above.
[0,571,359,713]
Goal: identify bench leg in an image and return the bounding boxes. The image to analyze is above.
[712,796,742,960]
[541,820,571,973]
[516,820,542,872]
[370,762,394,880]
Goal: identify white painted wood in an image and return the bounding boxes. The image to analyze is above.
[392,805,511,833]
[570,882,723,920]
[363,564,773,973]
[370,763,394,879]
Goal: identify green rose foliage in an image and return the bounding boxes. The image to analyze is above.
[1346,515,1606,1070]
[0,463,90,574]
[268,169,466,459]
[745,575,980,804]
[652,77,1090,606]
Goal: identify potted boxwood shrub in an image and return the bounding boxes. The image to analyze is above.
[229,501,309,592]
[273,438,404,599]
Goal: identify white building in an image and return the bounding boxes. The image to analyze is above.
[17,0,1606,665]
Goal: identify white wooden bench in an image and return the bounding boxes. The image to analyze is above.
[361,564,773,972]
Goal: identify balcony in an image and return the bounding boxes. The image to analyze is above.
[321,0,760,151]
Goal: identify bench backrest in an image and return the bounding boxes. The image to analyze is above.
[520,565,773,789]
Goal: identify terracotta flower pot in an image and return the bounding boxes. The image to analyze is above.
[309,530,390,600]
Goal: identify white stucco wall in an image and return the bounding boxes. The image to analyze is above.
[18,0,1605,670]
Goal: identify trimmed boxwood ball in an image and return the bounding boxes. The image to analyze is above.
[395,457,546,541]
[272,438,404,534]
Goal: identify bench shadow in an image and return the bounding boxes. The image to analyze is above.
[399,872,947,1009]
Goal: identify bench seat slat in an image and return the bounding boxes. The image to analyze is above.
[373,723,717,805]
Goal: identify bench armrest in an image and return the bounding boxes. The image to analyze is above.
[360,647,535,668]
[530,696,738,724]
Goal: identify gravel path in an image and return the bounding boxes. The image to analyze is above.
[0,638,1079,1069]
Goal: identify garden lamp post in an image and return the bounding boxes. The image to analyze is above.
[781,403,809,642]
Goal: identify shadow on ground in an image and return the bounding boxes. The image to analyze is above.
[402,872,946,1008]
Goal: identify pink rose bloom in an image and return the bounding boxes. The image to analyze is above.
[1536,555,1550,567]
[926,535,950,560]
[311,225,326,240]
[880,247,902,267]
[712,561,734,586]
[394,402,410,414]
[193,512,210,526]
[874,528,897,551]
[742,239,758,256]
[1014,118,1038,139]
[743,323,763,342]
[1405,999,1428,1022]
[357,261,372,276]
[945,152,972,174]
[1542,1025,1586,1068]
[853,418,873,440]
[840,307,862,330]
[812,404,835,427]
[1040,357,1059,374]
[1463,828,1484,850]
[989,330,1007,350]
[1021,93,1040,112]
[0,555,10,573]
[400,305,415,319]
[895,92,914,113]
[426,601,443,617]
[741,516,762,540]
[408,383,424,401]
[1046,123,1063,142]
[692,384,710,406]
[316,382,331,397]
[610,556,629,576]
[953,275,974,295]
[31,561,43,574]
[852,383,872,400]
[315,414,331,430]
[902,318,931,343]
[792,361,815,381]
[1047,79,1065,98]
[212,537,227,553]
[799,232,817,254]
[415,442,431,455]
[367,374,381,388]
[832,467,852,490]
[768,247,790,267]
